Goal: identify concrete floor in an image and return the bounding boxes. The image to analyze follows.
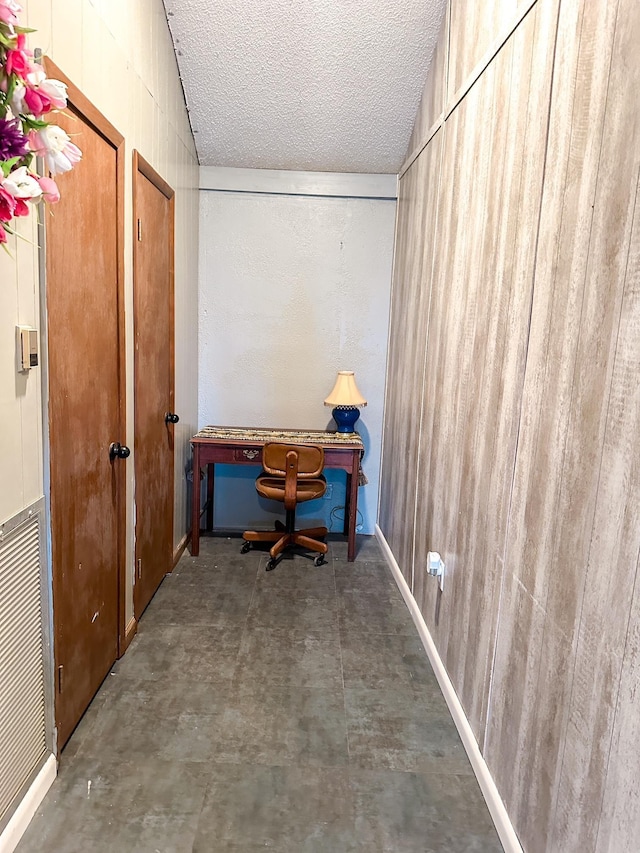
[17,535,503,852]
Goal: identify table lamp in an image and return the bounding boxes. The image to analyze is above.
[324,371,367,433]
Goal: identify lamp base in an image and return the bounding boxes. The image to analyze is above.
[332,406,360,433]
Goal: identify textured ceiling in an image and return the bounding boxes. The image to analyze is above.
[163,0,446,174]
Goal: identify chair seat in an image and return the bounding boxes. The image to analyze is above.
[256,474,326,503]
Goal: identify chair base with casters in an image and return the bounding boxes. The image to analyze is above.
[241,509,328,571]
[241,443,329,571]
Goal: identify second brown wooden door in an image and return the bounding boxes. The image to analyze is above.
[133,153,176,618]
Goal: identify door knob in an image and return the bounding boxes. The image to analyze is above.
[109,442,131,461]
[165,412,180,424]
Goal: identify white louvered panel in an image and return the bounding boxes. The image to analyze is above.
[0,514,47,823]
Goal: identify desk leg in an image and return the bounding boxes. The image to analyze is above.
[343,476,351,537]
[206,463,215,530]
[346,451,359,562]
[191,444,201,556]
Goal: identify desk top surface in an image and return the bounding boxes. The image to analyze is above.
[192,425,364,450]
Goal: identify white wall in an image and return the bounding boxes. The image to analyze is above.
[0,214,43,526]
[198,168,396,535]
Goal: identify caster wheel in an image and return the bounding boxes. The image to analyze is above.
[241,541,251,554]
[314,555,326,567]
[266,558,277,572]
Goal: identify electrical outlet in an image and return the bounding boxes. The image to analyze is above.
[427,551,445,592]
[323,483,334,500]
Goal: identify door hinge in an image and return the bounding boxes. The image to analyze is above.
[57,665,63,693]
[137,558,142,580]
[137,218,142,241]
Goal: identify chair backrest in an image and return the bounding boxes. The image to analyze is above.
[262,443,324,479]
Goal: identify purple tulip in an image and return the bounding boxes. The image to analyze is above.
[0,116,29,161]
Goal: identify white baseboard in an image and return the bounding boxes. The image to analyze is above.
[0,754,57,853]
[375,525,523,853]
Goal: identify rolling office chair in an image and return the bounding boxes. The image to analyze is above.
[241,442,328,571]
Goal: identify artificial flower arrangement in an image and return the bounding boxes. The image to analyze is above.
[0,0,81,246]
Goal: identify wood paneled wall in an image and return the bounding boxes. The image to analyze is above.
[405,4,448,162]
[379,1,640,850]
[379,132,441,585]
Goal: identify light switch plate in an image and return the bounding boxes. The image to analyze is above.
[16,325,38,371]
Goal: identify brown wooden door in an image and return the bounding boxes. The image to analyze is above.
[133,153,176,618]
[45,66,126,750]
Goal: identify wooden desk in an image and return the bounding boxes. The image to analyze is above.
[190,426,365,562]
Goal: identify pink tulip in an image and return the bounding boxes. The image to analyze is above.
[5,35,32,78]
[38,175,60,203]
[0,224,8,244]
[23,76,68,117]
[0,186,17,223]
[13,197,29,216]
[24,86,47,116]
[0,0,22,27]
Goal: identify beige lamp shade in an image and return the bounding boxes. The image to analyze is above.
[324,371,367,408]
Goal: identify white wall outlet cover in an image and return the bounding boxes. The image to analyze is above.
[427,551,445,591]
[427,551,442,574]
